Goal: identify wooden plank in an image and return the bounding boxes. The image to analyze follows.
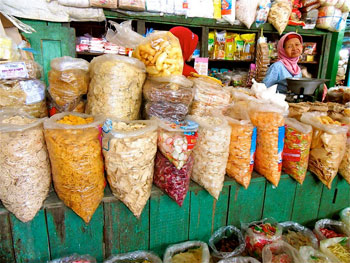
[104,199,150,259]
[227,174,266,227]
[11,210,50,263]
[41,40,63,84]
[263,174,297,222]
[189,184,229,243]
[149,187,190,257]
[45,202,104,262]
[0,208,15,263]
[318,177,340,219]
[291,173,324,226]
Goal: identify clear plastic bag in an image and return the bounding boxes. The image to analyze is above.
[340,208,350,231]
[143,75,194,106]
[189,115,231,199]
[248,103,285,187]
[218,257,261,263]
[157,118,198,170]
[86,54,146,120]
[0,111,50,222]
[320,237,350,263]
[316,6,346,32]
[50,253,96,263]
[282,118,313,185]
[163,241,210,263]
[102,119,157,217]
[262,240,302,263]
[256,0,271,27]
[44,113,105,223]
[339,138,350,184]
[153,151,193,206]
[133,31,183,77]
[236,0,259,28]
[280,221,319,250]
[209,225,246,259]
[145,101,189,123]
[0,60,42,80]
[48,56,89,112]
[242,218,283,260]
[224,109,256,189]
[104,250,162,263]
[299,246,330,263]
[0,79,47,118]
[300,112,348,189]
[314,219,350,240]
[268,0,293,34]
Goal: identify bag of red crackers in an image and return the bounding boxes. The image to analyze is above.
[282,118,313,184]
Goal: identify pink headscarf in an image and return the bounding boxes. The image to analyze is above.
[277,32,303,76]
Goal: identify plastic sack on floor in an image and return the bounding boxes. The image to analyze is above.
[280,221,318,250]
[48,56,89,112]
[223,107,257,189]
[104,250,162,263]
[299,246,330,263]
[145,101,189,123]
[0,79,47,118]
[86,54,146,120]
[163,241,210,263]
[242,218,283,260]
[262,240,302,263]
[44,113,105,223]
[0,60,42,80]
[268,0,292,34]
[190,115,231,199]
[248,103,285,187]
[236,0,259,28]
[282,118,312,185]
[102,119,157,217]
[0,111,50,222]
[340,208,350,231]
[320,237,350,263]
[153,151,193,206]
[209,225,246,260]
[218,257,261,263]
[339,138,350,184]
[314,219,350,240]
[256,0,271,27]
[300,112,348,189]
[133,31,183,77]
[316,6,346,32]
[50,254,96,263]
[157,118,198,169]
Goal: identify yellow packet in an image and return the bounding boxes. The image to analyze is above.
[208,31,215,59]
[225,33,236,60]
[234,35,244,60]
[213,0,222,19]
[241,33,256,61]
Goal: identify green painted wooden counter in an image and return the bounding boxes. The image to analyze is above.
[0,172,349,263]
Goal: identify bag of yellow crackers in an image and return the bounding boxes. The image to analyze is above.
[44,112,105,223]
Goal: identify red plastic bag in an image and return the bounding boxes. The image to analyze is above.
[153,151,194,206]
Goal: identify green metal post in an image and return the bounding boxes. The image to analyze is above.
[326,30,345,87]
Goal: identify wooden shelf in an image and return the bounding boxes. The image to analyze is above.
[271,60,318,64]
[209,59,254,62]
[77,51,105,56]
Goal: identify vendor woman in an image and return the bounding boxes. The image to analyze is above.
[263,32,303,93]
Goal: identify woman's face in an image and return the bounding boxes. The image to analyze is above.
[284,38,303,58]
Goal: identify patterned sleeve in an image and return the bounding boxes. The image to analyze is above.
[263,63,281,88]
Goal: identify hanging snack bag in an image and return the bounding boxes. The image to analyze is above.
[133,31,183,77]
[214,31,226,60]
[248,103,285,187]
[153,151,193,206]
[262,240,302,263]
[157,118,198,170]
[209,225,246,260]
[44,113,105,223]
[236,0,259,28]
[268,0,293,35]
[163,241,210,263]
[256,0,272,27]
[339,138,350,184]
[242,218,283,260]
[0,111,51,223]
[190,115,231,199]
[282,118,312,185]
[0,79,47,118]
[299,246,330,263]
[280,221,319,250]
[105,251,162,263]
[314,219,350,240]
[102,119,157,217]
[217,257,260,263]
[300,112,348,189]
[48,56,89,113]
[340,208,350,231]
[223,106,257,189]
[320,237,350,263]
[86,54,146,120]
